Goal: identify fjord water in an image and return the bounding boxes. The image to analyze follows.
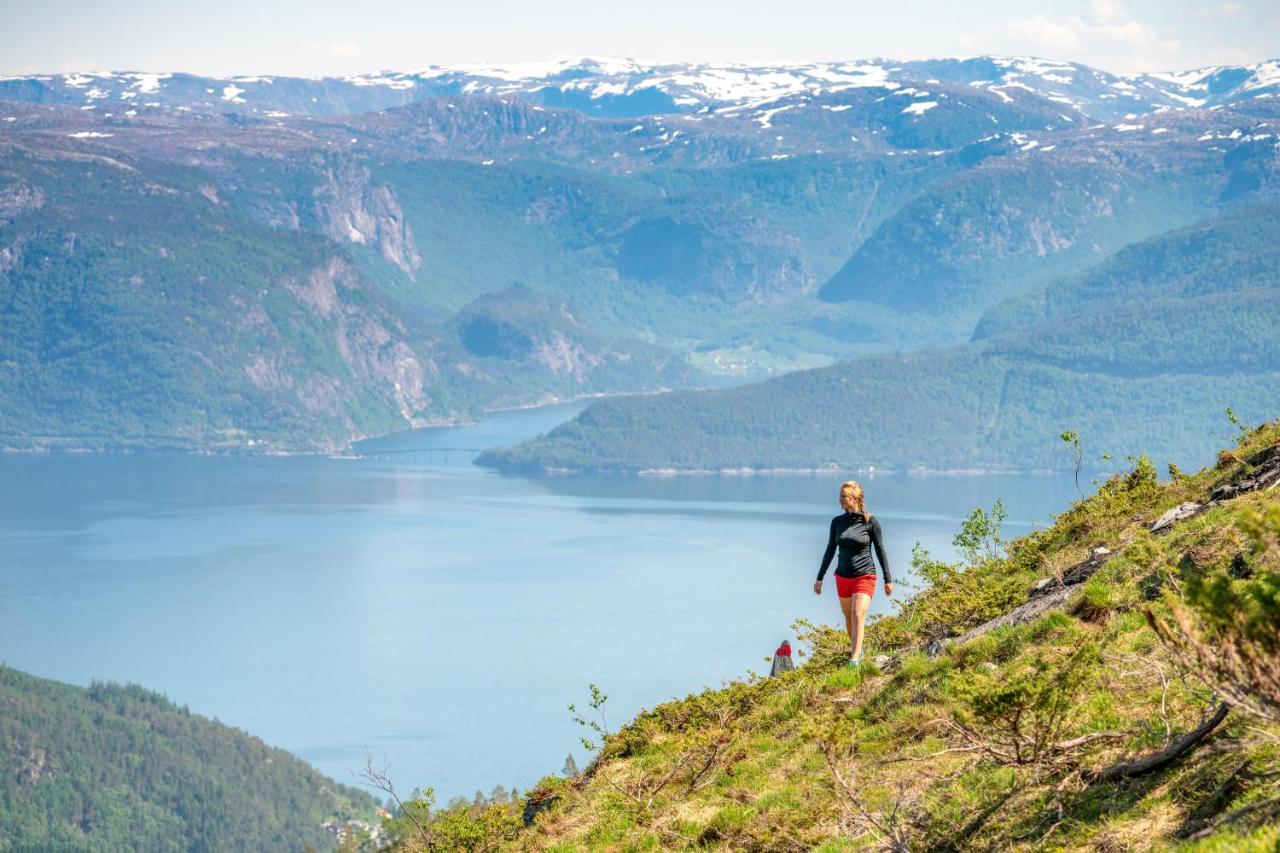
[0,403,1077,799]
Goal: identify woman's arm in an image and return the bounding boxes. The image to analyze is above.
[870,516,892,586]
[817,517,838,581]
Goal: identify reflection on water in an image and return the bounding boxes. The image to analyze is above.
[0,405,1079,799]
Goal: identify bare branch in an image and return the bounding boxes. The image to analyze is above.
[359,750,431,846]
[1087,702,1230,784]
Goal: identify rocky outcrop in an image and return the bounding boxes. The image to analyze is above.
[295,258,435,425]
[936,447,1280,655]
[1211,443,1280,501]
[1151,502,1203,534]
[947,584,1078,649]
[1029,546,1112,598]
[0,182,45,221]
[313,161,421,277]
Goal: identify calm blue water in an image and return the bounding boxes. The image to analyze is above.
[0,403,1078,800]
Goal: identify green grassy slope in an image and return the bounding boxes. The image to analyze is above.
[386,420,1280,851]
[0,667,378,851]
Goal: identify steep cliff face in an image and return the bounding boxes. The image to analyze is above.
[313,160,422,276]
[0,147,694,452]
[279,257,437,428]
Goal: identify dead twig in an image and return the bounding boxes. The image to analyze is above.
[1052,731,1128,751]
[1087,702,1229,784]
[873,745,980,765]
[823,749,911,851]
[360,751,432,847]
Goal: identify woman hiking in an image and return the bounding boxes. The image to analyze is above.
[813,481,892,668]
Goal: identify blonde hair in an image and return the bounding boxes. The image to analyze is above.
[839,481,865,515]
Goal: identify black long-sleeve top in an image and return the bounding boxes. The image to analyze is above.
[817,512,891,583]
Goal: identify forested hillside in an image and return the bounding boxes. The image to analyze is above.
[0,147,696,452]
[0,667,378,850]
[1,55,1277,452]
[479,207,1280,474]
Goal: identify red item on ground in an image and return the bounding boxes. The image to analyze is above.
[835,574,876,599]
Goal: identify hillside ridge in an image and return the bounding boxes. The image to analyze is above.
[0,666,380,850]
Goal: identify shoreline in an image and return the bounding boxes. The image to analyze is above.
[523,465,1069,478]
[0,387,677,460]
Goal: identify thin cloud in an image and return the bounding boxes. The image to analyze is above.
[1005,1,1183,72]
[328,43,362,59]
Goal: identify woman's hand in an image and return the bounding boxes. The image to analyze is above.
[884,582,894,596]
[812,579,822,595]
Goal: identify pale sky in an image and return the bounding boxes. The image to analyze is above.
[2,0,1276,78]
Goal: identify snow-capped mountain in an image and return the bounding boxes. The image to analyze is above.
[2,56,1276,123]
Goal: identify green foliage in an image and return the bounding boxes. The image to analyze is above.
[1151,498,1280,722]
[953,499,1008,565]
[1062,429,1085,496]
[1226,406,1249,442]
[0,667,376,851]
[568,684,611,753]
[382,787,523,852]
[957,642,1101,765]
[501,423,1280,851]
[872,540,1026,650]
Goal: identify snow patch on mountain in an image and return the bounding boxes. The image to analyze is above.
[901,101,938,116]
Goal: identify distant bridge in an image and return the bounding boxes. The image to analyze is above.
[354,446,487,463]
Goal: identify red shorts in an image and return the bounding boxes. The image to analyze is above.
[835,574,876,599]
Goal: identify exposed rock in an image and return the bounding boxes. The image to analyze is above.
[871,654,892,669]
[14,745,57,785]
[1210,443,1280,501]
[313,160,422,276]
[1150,502,1203,534]
[0,183,45,220]
[287,258,343,317]
[0,238,24,276]
[535,332,603,379]
[244,354,295,392]
[522,791,560,827]
[949,585,1076,647]
[1029,545,1112,599]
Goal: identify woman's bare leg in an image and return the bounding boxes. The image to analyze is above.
[839,595,854,653]
[851,593,872,660]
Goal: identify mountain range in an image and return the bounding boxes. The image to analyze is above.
[5,56,1278,120]
[1,55,1277,453]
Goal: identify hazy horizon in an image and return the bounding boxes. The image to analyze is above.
[6,50,1279,81]
[3,0,1277,79]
